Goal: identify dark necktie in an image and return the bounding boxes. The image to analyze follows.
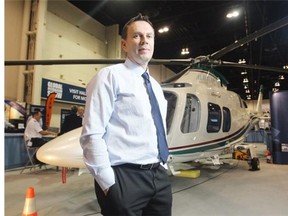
[142,72,169,163]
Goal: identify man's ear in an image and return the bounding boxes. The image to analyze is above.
[121,39,127,52]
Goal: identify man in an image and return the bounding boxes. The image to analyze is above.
[80,14,172,215]
[60,105,82,135]
[77,106,85,119]
[26,108,43,128]
[24,110,56,147]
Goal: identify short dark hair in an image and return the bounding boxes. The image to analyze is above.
[70,105,78,114]
[33,110,42,117]
[121,13,153,39]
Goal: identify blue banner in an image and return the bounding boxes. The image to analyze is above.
[41,78,86,105]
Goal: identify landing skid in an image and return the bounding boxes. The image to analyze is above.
[167,162,201,178]
[167,153,234,176]
[167,163,181,176]
[167,146,261,176]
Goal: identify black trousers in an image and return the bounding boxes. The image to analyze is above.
[94,164,172,216]
[30,137,47,147]
[30,138,47,164]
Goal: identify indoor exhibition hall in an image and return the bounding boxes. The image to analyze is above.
[4,1,288,215]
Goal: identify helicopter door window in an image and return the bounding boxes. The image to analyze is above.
[180,94,200,133]
[207,103,221,133]
[222,107,231,132]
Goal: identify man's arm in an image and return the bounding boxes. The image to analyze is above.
[80,68,116,191]
[39,130,57,136]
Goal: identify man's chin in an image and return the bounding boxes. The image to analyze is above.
[138,55,152,63]
[128,55,152,66]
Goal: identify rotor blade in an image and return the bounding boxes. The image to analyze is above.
[4,58,193,66]
[218,61,288,74]
[162,65,191,84]
[151,58,193,65]
[210,15,288,60]
[4,59,125,66]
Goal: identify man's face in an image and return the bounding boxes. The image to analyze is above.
[121,21,154,68]
[78,109,84,117]
[35,112,42,121]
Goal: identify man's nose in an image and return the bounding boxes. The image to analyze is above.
[140,36,148,44]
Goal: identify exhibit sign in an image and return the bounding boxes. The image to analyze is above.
[41,78,86,105]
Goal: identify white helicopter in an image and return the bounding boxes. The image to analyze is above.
[5,15,288,175]
[35,67,261,175]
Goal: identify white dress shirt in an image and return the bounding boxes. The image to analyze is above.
[27,115,43,128]
[24,118,43,146]
[80,58,167,190]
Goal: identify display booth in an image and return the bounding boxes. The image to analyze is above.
[4,101,47,169]
[270,90,288,164]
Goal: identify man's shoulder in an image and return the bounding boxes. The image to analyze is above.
[107,62,125,69]
[65,114,81,120]
[65,114,75,120]
[28,118,38,125]
[87,63,128,87]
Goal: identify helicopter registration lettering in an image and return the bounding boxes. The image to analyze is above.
[196,73,218,85]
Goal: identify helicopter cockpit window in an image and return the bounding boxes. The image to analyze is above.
[180,94,200,133]
[222,107,231,132]
[164,91,177,134]
[207,103,221,133]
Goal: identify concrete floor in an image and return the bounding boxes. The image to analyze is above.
[5,143,288,216]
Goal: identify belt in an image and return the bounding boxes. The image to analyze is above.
[118,162,160,170]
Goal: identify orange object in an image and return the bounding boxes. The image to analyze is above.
[62,167,67,184]
[22,187,38,216]
[45,92,57,129]
[232,149,248,160]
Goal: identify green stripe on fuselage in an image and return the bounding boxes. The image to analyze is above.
[170,123,249,155]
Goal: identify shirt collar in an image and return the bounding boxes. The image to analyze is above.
[124,58,149,76]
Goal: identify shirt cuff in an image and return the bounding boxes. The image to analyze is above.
[94,166,115,191]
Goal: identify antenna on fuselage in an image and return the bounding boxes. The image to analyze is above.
[255,85,264,116]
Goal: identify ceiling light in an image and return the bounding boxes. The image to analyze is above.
[274,81,280,87]
[163,27,169,32]
[241,71,247,75]
[279,75,284,80]
[181,48,189,55]
[226,10,240,19]
[272,88,279,92]
[243,78,249,83]
[238,59,246,64]
[283,65,288,69]
[158,26,169,33]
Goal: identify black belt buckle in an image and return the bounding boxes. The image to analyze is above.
[140,163,159,170]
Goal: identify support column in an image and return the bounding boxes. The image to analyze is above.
[31,0,48,105]
[16,0,32,102]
